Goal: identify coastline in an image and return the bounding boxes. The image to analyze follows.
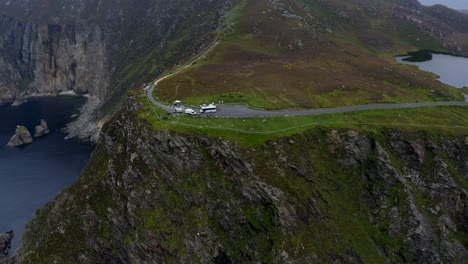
[0,91,103,143]
[63,96,103,143]
[395,49,468,62]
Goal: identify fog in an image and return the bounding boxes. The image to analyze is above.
[419,0,468,10]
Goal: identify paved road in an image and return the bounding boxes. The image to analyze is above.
[146,88,173,113]
[146,89,468,118]
[208,100,468,117]
[144,32,468,119]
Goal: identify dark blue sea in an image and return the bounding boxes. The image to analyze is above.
[0,96,94,252]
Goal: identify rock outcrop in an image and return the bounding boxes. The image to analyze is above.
[34,119,50,138]
[7,126,33,147]
[0,0,233,115]
[0,230,14,263]
[13,99,467,263]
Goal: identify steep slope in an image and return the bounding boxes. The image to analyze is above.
[0,0,235,112]
[3,1,468,263]
[155,0,468,109]
[14,97,468,263]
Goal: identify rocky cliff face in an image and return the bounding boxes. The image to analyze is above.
[14,98,468,263]
[0,230,14,263]
[0,0,234,109]
[0,14,108,106]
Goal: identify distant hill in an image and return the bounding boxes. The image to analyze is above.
[461,10,468,14]
[156,0,468,109]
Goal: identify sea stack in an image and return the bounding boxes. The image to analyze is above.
[34,119,50,137]
[0,230,14,262]
[7,126,33,147]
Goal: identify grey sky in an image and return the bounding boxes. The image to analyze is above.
[418,0,468,10]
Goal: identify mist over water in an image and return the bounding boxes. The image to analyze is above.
[0,96,93,252]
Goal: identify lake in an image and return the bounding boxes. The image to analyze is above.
[396,52,468,88]
[0,96,94,253]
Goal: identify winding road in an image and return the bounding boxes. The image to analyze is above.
[147,86,468,118]
[145,32,468,119]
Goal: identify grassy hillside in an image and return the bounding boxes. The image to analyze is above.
[138,91,468,146]
[17,96,468,263]
[154,0,468,109]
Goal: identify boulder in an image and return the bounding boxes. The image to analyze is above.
[7,126,33,147]
[0,230,14,262]
[34,119,50,138]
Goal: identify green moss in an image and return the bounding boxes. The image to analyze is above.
[19,78,31,91]
[450,232,468,248]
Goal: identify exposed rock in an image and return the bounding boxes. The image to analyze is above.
[328,129,373,166]
[11,97,27,107]
[63,96,102,142]
[7,126,33,147]
[0,0,234,123]
[0,87,15,107]
[34,119,50,138]
[14,98,468,263]
[0,230,14,263]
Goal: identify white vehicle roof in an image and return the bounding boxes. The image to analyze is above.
[201,103,217,108]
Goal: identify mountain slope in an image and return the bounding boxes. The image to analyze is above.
[0,0,235,113]
[155,0,468,109]
[14,97,468,263]
[5,1,468,263]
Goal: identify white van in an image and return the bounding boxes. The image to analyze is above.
[174,107,184,113]
[185,108,197,115]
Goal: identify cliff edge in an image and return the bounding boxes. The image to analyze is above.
[14,98,467,263]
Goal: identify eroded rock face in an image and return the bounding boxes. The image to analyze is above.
[0,0,234,111]
[0,86,15,107]
[7,126,33,147]
[34,119,50,138]
[0,14,108,106]
[0,230,14,263]
[14,99,467,263]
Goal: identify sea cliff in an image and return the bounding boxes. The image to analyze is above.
[13,98,467,263]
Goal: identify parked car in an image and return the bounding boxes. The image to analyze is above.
[174,107,184,113]
[185,108,197,115]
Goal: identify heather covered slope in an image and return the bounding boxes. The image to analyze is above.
[155,0,468,109]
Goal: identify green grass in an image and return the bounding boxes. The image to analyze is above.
[139,94,468,146]
[152,0,467,111]
[163,90,300,110]
[19,78,31,92]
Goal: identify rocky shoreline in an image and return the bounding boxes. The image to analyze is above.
[0,230,14,263]
[1,93,100,144]
[63,96,103,143]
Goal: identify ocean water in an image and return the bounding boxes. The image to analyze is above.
[0,96,94,252]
